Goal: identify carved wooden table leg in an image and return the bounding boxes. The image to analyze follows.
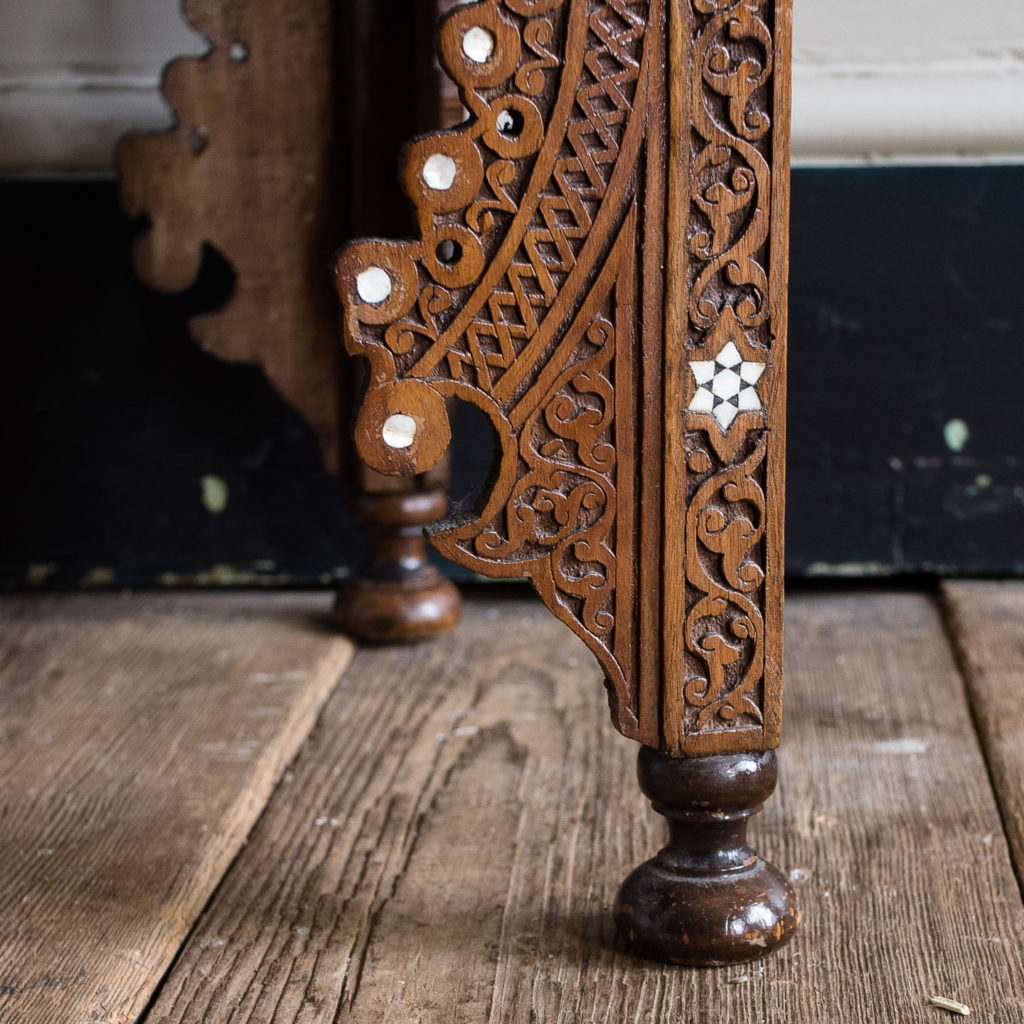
[117,0,459,637]
[336,0,796,963]
[333,0,463,643]
[332,463,461,643]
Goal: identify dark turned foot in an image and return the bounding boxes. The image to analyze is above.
[614,747,799,966]
[333,485,461,643]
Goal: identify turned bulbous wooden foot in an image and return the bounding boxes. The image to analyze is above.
[614,747,799,966]
[333,486,461,643]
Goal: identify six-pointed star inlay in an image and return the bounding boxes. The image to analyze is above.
[688,341,766,432]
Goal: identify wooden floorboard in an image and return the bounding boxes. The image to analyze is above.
[943,580,1024,894]
[0,592,355,1024]
[141,590,1024,1023]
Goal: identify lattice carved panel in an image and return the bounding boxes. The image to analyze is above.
[337,0,791,756]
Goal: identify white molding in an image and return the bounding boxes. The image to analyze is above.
[2,59,1024,173]
[792,62,1024,166]
[0,76,172,174]
[0,0,202,175]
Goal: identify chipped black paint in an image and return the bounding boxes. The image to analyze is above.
[2,167,1023,586]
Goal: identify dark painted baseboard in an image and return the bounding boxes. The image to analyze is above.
[2,166,1022,588]
[787,166,1024,577]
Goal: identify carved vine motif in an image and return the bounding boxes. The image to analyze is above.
[437,214,635,726]
[689,0,772,333]
[337,1,652,738]
[338,0,783,750]
[683,0,774,737]
[684,432,766,732]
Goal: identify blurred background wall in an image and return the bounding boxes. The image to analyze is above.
[3,0,1023,173]
[2,0,1023,587]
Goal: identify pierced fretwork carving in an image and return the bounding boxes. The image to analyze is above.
[336,0,790,759]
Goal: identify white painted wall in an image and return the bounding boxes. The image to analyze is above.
[0,0,204,173]
[792,0,1024,164]
[1,0,1023,172]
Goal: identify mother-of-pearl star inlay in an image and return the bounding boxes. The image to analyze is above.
[688,340,766,432]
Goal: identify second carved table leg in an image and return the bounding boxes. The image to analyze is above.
[332,0,464,644]
[333,468,461,643]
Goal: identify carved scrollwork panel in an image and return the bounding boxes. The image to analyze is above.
[669,0,787,755]
[336,0,790,756]
[337,0,654,741]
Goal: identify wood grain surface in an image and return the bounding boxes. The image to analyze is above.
[943,580,1024,892]
[0,593,354,1024]
[139,591,1024,1022]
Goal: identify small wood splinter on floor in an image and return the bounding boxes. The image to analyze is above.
[929,995,971,1016]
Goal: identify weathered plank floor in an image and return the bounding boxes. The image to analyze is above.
[0,593,355,1024]
[1,587,1022,1023]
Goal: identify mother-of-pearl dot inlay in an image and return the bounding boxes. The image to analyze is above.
[382,413,417,449]
[356,266,392,304]
[422,153,458,190]
[463,26,495,63]
[688,340,765,431]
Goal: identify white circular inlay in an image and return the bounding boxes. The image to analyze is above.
[422,153,458,190]
[462,26,494,63]
[356,266,392,304]
[382,413,417,449]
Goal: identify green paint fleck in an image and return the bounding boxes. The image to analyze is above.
[966,473,993,497]
[943,418,970,453]
[209,564,243,586]
[81,567,115,588]
[200,474,229,514]
[26,563,56,586]
[158,565,301,588]
[805,561,894,579]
